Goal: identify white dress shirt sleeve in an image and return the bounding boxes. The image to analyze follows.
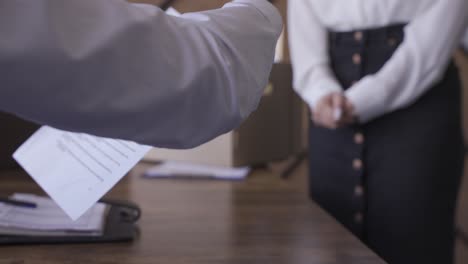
[0,0,282,148]
[288,0,343,110]
[345,0,468,123]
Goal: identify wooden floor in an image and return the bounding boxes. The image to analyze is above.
[0,161,385,264]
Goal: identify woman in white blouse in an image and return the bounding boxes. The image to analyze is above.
[288,1,467,263]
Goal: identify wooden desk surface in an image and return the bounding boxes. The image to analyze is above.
[0,162,386,264]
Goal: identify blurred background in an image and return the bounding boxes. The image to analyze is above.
[0,1,466,263]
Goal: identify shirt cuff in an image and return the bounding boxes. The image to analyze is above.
[227,0,283,35]
[344,77,388,123]
[297,78,342,110]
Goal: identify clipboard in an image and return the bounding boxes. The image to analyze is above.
[0,199,141,245]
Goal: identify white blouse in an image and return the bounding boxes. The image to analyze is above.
[288,0,468,123]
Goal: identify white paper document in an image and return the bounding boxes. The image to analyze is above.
[144,161,250,181]
[13,126,151,220]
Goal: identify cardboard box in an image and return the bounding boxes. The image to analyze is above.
[144,63,307,167]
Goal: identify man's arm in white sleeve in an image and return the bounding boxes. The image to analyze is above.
[0,0,282,148]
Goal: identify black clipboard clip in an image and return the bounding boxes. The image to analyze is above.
[98,198,141,223]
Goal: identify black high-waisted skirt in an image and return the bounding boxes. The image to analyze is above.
[308,24,464,263]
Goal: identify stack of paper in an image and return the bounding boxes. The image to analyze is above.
[0,193,107,237]
[144,161,250,181]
